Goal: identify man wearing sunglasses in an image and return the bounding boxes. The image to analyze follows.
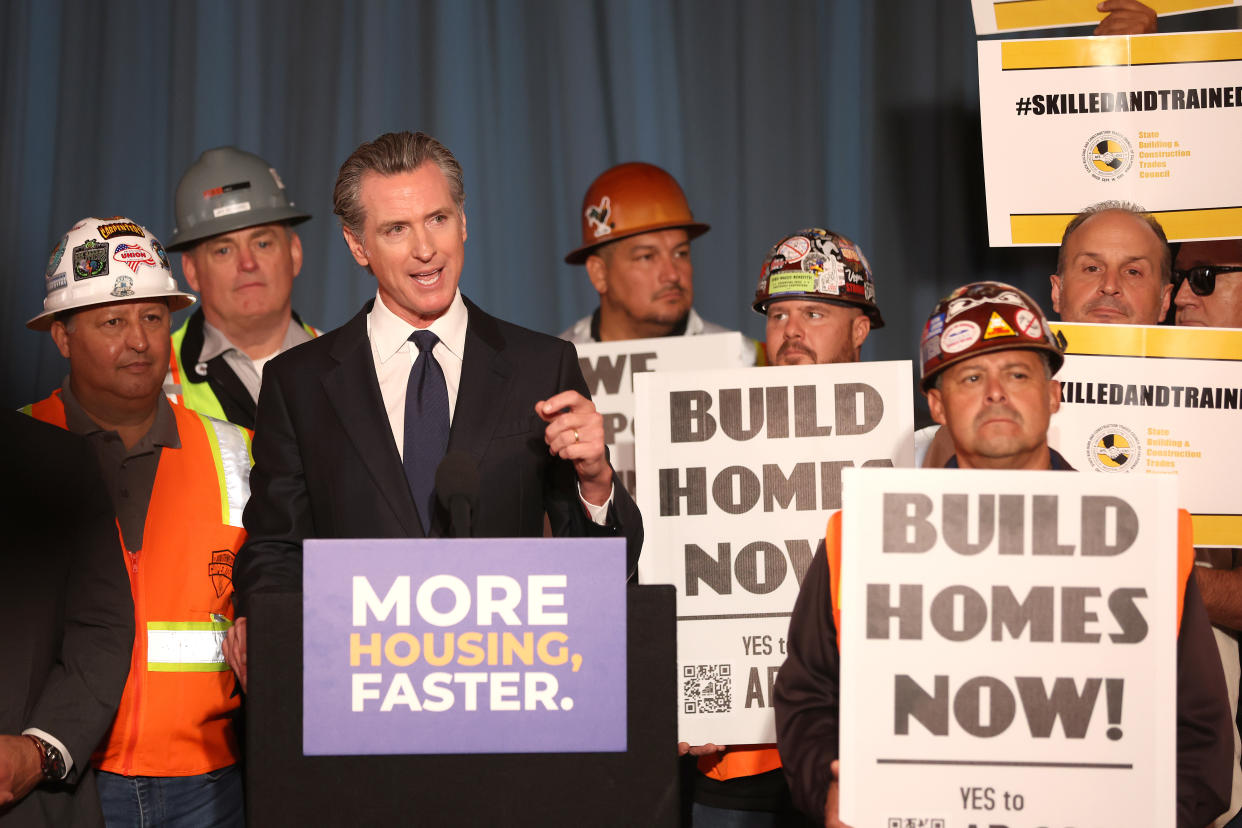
[1173,240,1242,329]
[1174,237,1242,827]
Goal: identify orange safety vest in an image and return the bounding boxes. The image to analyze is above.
[822,508,1197,649]
[24,391,252,776]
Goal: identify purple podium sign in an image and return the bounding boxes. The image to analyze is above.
[302,537,627,755]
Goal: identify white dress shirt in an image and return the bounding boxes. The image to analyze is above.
[367,290,611,521]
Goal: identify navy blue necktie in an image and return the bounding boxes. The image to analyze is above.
[403,330,449,531]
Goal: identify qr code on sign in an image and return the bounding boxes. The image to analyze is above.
[683,664,731,714]
[887,819,944,828]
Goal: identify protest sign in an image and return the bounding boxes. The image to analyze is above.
[635,361,914,745]
[575,332,756,498]
[978,31,1242,245]
[839,467,1178,826]
[972,0,1241,36]
[1048,321,1242,546]
[303,537,626,754]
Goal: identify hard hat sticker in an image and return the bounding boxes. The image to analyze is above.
[776,236,811,263]
[97,221,145,240]
[73,239,109,280]
[1015,308,1043,339]
[768,271,817,295]
[46,235,67,278]
[941,320,981,354]
[203,181,252,199]
[151,239,171,270]
[212,201,252,219]
[46,273,67,293]
[585,196,614,239]
[983,311,1016,340]
[110,274,135,298]
[113,244,158,273]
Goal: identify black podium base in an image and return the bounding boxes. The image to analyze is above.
[246,585,677,827]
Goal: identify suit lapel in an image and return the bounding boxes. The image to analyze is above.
[321,304,423,536]
[448,298,513,466]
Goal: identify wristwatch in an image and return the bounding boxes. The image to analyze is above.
[25,734,66,782]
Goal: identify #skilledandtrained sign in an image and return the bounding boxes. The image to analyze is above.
[635,362,914,745]
[303,537,627,755]
[978,30,1242,246]
[1048,322,1242,547]
[574,332,755,498]
[839,468,1179,827]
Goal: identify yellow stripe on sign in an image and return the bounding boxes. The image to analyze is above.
[1012,207,1242,245]
[1050,322,1242,359]
[999,30,1242,70]
[1192,515,1242,548]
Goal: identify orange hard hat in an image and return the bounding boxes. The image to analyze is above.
[564,162,709,264]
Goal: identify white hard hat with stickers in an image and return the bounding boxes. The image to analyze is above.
[28,217,195,331]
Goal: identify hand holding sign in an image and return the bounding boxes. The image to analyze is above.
[1094,0,1157,35]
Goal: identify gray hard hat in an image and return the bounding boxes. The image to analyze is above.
[166,147,310,251]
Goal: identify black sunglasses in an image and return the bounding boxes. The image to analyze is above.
[1172,265,1242,297]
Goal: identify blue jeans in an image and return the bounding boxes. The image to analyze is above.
[692,802,780,828]
[97,765,244,828]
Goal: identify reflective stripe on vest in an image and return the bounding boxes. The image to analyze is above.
[199,412,252,528]
[147,619,231,672]
[168,323,226,420]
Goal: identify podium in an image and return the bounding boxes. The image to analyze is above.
[245,585,678,826]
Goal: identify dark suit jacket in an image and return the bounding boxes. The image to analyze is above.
[234,297,642,614]
[1,411,133,828]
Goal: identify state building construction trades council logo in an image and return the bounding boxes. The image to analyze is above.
[1082,130,1134,181]
[1087,424,1141,472]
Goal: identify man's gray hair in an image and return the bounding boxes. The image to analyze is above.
[333,131,465,242]
[1056,200,1172,283]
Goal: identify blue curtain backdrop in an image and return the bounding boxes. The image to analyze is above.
[2,1,1235,408]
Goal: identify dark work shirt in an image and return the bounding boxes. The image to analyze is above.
[60,379,180,550]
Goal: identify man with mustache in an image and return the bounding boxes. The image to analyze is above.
[562,162,748,348]
[23,218,253,826]
[774,282,1231,827]
[755,228,882,368]
[681,228,883,827]
[164,147,320,429]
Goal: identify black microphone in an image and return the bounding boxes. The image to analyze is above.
[435,451,479,538]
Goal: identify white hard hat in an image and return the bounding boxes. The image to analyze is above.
[28,217,196,331]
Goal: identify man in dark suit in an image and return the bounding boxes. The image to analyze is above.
[1,411,133,827]
[227,131,642,687]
